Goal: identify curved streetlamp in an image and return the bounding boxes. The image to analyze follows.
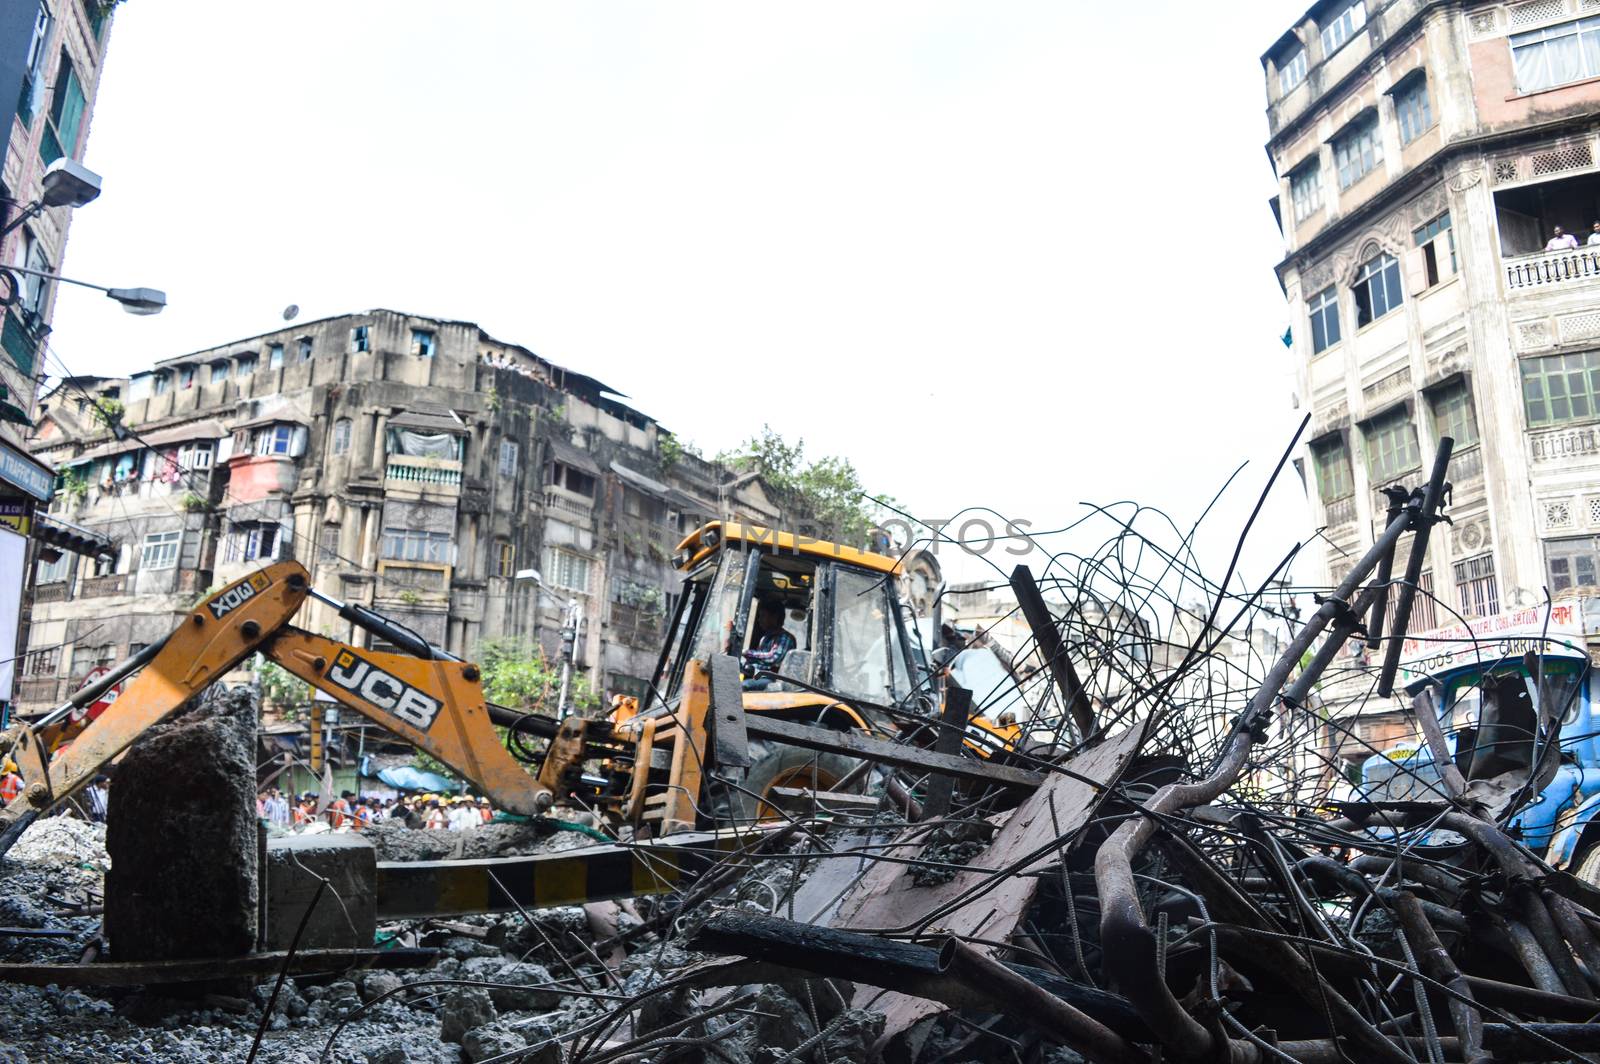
[1,263,165,315]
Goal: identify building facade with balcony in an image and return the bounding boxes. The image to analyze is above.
[1265,0,1600,775]
[18,309,796,713]
[0,1,117,704]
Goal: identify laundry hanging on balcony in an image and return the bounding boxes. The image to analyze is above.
[391,430,459,460]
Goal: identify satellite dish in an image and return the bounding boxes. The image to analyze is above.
[282,304,300,321]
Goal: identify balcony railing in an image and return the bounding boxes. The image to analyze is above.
[80,573,126,599]
[1505,247,1600,291]
[1452,446,1484,483]
[1324,495,1356,527]
[385,455,462,488]
[31,582,67,604]
[543,490,594,519]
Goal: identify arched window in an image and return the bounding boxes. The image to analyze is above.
[331,418,352,456]
[1353,253,1403,326]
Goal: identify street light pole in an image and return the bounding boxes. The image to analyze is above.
[1,264,165,315]
[516,569,583,719]
[555,594,581,720]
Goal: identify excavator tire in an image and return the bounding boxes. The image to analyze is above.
[710,739,862,826]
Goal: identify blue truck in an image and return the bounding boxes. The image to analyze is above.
[1359,599,1600,880]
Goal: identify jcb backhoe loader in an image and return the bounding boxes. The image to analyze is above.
[0,523,1028,851]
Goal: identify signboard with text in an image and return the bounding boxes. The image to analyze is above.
[0,441,51,502]
[1394,602,1591,690]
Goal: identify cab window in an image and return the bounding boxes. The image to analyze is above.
[829,567,910,704]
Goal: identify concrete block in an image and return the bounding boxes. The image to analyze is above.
[105,687,259,961]
[264,833,377,951]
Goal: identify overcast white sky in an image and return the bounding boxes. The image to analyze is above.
[45,1,1318,598]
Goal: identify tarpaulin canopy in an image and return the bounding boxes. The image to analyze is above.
[374,765,459,793]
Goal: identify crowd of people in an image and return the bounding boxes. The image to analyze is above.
[256,787,497,832]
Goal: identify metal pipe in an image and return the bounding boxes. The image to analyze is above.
[1392,891,1492,1064]
[1503,917,1568,995]
[936,936,1148,1064]
[1518,884,1592,998]
[1278,1025,1600,1063]
[1094,502,1420,1063]
[1364,487,1407,650]
[1545,890,1600,994]
[1378,437,1455,696]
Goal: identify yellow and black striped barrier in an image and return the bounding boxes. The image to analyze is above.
[373,828,763,919]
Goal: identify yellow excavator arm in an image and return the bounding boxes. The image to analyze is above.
[0,562,564,848]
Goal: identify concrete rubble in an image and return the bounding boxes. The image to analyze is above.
[10,445,1600,1062]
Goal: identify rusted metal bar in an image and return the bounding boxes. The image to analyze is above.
[1010,564,1096,743]
[1517,883,1592,999]
[1278,1024,1600,1062]
[920,682,972,820]
[1094,498,1423,1064]
[742,714,1041,790]
[1392,891,1491,1064]
[685,910,1147,1040]
[1378,437,1454,696]
[883,773,924,821]
[937,935,1148,1064]
[1159,833,1416,1064]
[0,947,437,987]
[1503,916,1568,996]
[1545,890,1600,993]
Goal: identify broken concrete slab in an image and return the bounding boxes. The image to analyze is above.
[827,721,1148,1047]
[264,832,376,951]
[104,686,259,962]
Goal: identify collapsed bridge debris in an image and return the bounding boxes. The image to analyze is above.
[15,430,1600,1062]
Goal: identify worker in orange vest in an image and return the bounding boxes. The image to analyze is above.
[0,761,22,806]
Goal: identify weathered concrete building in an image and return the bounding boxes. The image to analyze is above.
[20,309,793,712]
[0,1,118,702]
[1265,0,1600,773]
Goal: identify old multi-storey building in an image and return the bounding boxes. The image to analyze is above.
[1265,0,1600,772]
[0,1,117,702]
[18,309,794,713]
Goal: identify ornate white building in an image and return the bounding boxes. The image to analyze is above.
[1264,0,1600,770]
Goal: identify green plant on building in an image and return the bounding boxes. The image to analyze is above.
[658,433,701,471]
[61,468,88,501]
[89,398,125,433]
[180,491,209,513]
[254,656,311,721]
[477,638,597,716]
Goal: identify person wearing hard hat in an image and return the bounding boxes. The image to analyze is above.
[0,761,22,806]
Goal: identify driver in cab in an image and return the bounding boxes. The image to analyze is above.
[741,595,796,691]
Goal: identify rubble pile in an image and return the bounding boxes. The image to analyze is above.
[6,816,106,867]
[14,437,1600,1061]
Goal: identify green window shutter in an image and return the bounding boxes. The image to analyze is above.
[57,70,85,156]
[1,315,38,376]
[39,54,84,164]
[38,124,62,165]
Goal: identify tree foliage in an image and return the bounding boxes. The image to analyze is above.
[477,638,598,716]
[717,425,892,547]
[254,656,311,719]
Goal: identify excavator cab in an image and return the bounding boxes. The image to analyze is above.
[652,522,923,719]
[624,522,1016,822]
